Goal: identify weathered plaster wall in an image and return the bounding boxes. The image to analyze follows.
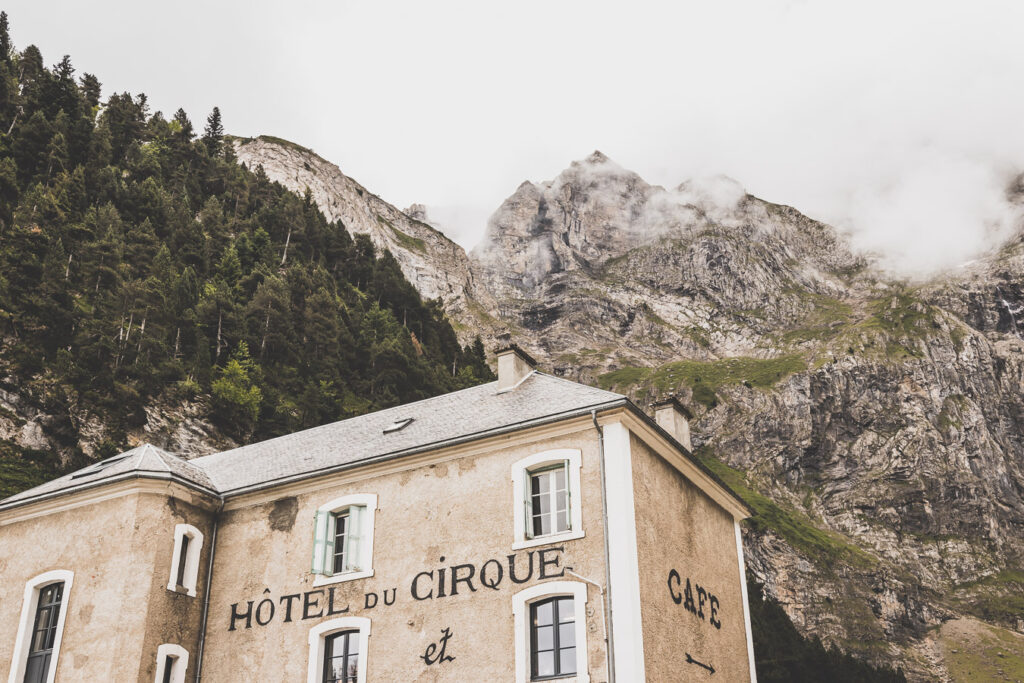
[202,426,611,682]
[630,435,752,682]
[0,488,215,682]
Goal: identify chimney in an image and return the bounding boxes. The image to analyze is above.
[653,396,693,451]
[496,345,537,391]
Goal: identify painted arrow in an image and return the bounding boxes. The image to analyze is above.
[685,653,716,675]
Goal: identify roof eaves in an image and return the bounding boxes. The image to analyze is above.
[214,397,631,498]
[0,470,223,514]
[620,401,754,517]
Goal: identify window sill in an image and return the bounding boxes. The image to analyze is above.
[512,530,585,551]
[531,676,579,683]
[313,568,374,587]
[165,584,197,598]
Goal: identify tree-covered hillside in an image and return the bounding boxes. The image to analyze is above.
[0,13,492,494]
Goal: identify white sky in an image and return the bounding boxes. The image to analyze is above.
[7,0,1024,274]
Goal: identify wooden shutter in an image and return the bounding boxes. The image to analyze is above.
[563,459,572,531]
[524,469,534,539]
[311,509,329,574]
[346,506,363,571]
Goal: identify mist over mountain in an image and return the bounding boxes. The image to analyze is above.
[236,135,1024,681]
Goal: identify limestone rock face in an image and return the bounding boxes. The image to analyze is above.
[231,139,1024,680]
[468,152,1024,680]
[231,137,485,311]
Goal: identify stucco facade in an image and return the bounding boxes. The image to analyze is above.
[0,351,755,682]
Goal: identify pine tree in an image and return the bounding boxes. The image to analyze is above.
[203,106,224,157]
[0,12,10,64]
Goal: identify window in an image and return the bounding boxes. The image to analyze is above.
[529,466,570,537]
[322,630,360,683]
[307,617,370,683]
[9,570,73,683]
[166,524,204,597]
[513,581,590,683]
[531,597,576,680]
[312,494,377,586]
[23,583,63,683]
[512,450,584,549]
[153,644,189,683]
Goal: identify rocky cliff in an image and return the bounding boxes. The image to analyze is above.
[236,137,1024,680]
[231,136,488,312]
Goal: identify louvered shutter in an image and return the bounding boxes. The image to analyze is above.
[524,469,534,539]
[563,459,572,531]
[311,509,329,574]
[346,506,363,571]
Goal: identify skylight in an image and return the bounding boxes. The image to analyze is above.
[382,417,414,434]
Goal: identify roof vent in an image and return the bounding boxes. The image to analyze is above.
[383,417,414,434]
[70,451,133,479]
[652,396,693,451]
[495,345,537,392]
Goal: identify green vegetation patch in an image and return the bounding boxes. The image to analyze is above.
[0,441,63,499]
[598,354,806,407]
[696,448,878,570]
[377,215,427,253]
[951,569,1024,625]
[940,619,1024,683]
[253,135,316,156]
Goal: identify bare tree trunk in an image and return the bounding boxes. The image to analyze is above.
[215,309,223,363]
[135,312,147,361]
[173,327,181,360]
[64,254,72,280]
[260,306,270,358]
[280,227,292,266]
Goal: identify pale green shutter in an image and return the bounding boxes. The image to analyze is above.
[563,459,572,531]
[346,506,363,571]
[324,513,337,574]
[523,469,533,539]
[311,509,329,574]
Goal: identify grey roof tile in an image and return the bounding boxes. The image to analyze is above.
[193,372,625,493]
[0,373,626,506]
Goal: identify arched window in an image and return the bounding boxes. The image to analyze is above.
[306,617,371,683]
[167,524,204,597]
[311,494,377,586]
[8,570,74,683]
[153,644,189,683]
[511,450,585,549]
[513,581,590,683]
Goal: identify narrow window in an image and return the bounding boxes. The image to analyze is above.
[23,582,63,683]
[175,535,190,589]
[529,463,570,538]
[530,596,576,680]
[312,496,375,583]
[161,655,175,683]
[322,630,360,683]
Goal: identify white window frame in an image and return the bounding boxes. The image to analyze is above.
[513,580,590,683]
[512,449,584,550]
[153,643,189,683]
[312,493,377,587]
[167,523,204,597]
[8,569,74,683]
[306,616,371,683]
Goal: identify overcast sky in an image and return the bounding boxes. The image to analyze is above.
[7,0,1024,273]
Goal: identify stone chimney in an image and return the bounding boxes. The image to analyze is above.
[653,396,693,451]
[496,345,537,391]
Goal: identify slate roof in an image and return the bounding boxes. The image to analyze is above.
[0,372,627,508]
[1,443,218,507]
